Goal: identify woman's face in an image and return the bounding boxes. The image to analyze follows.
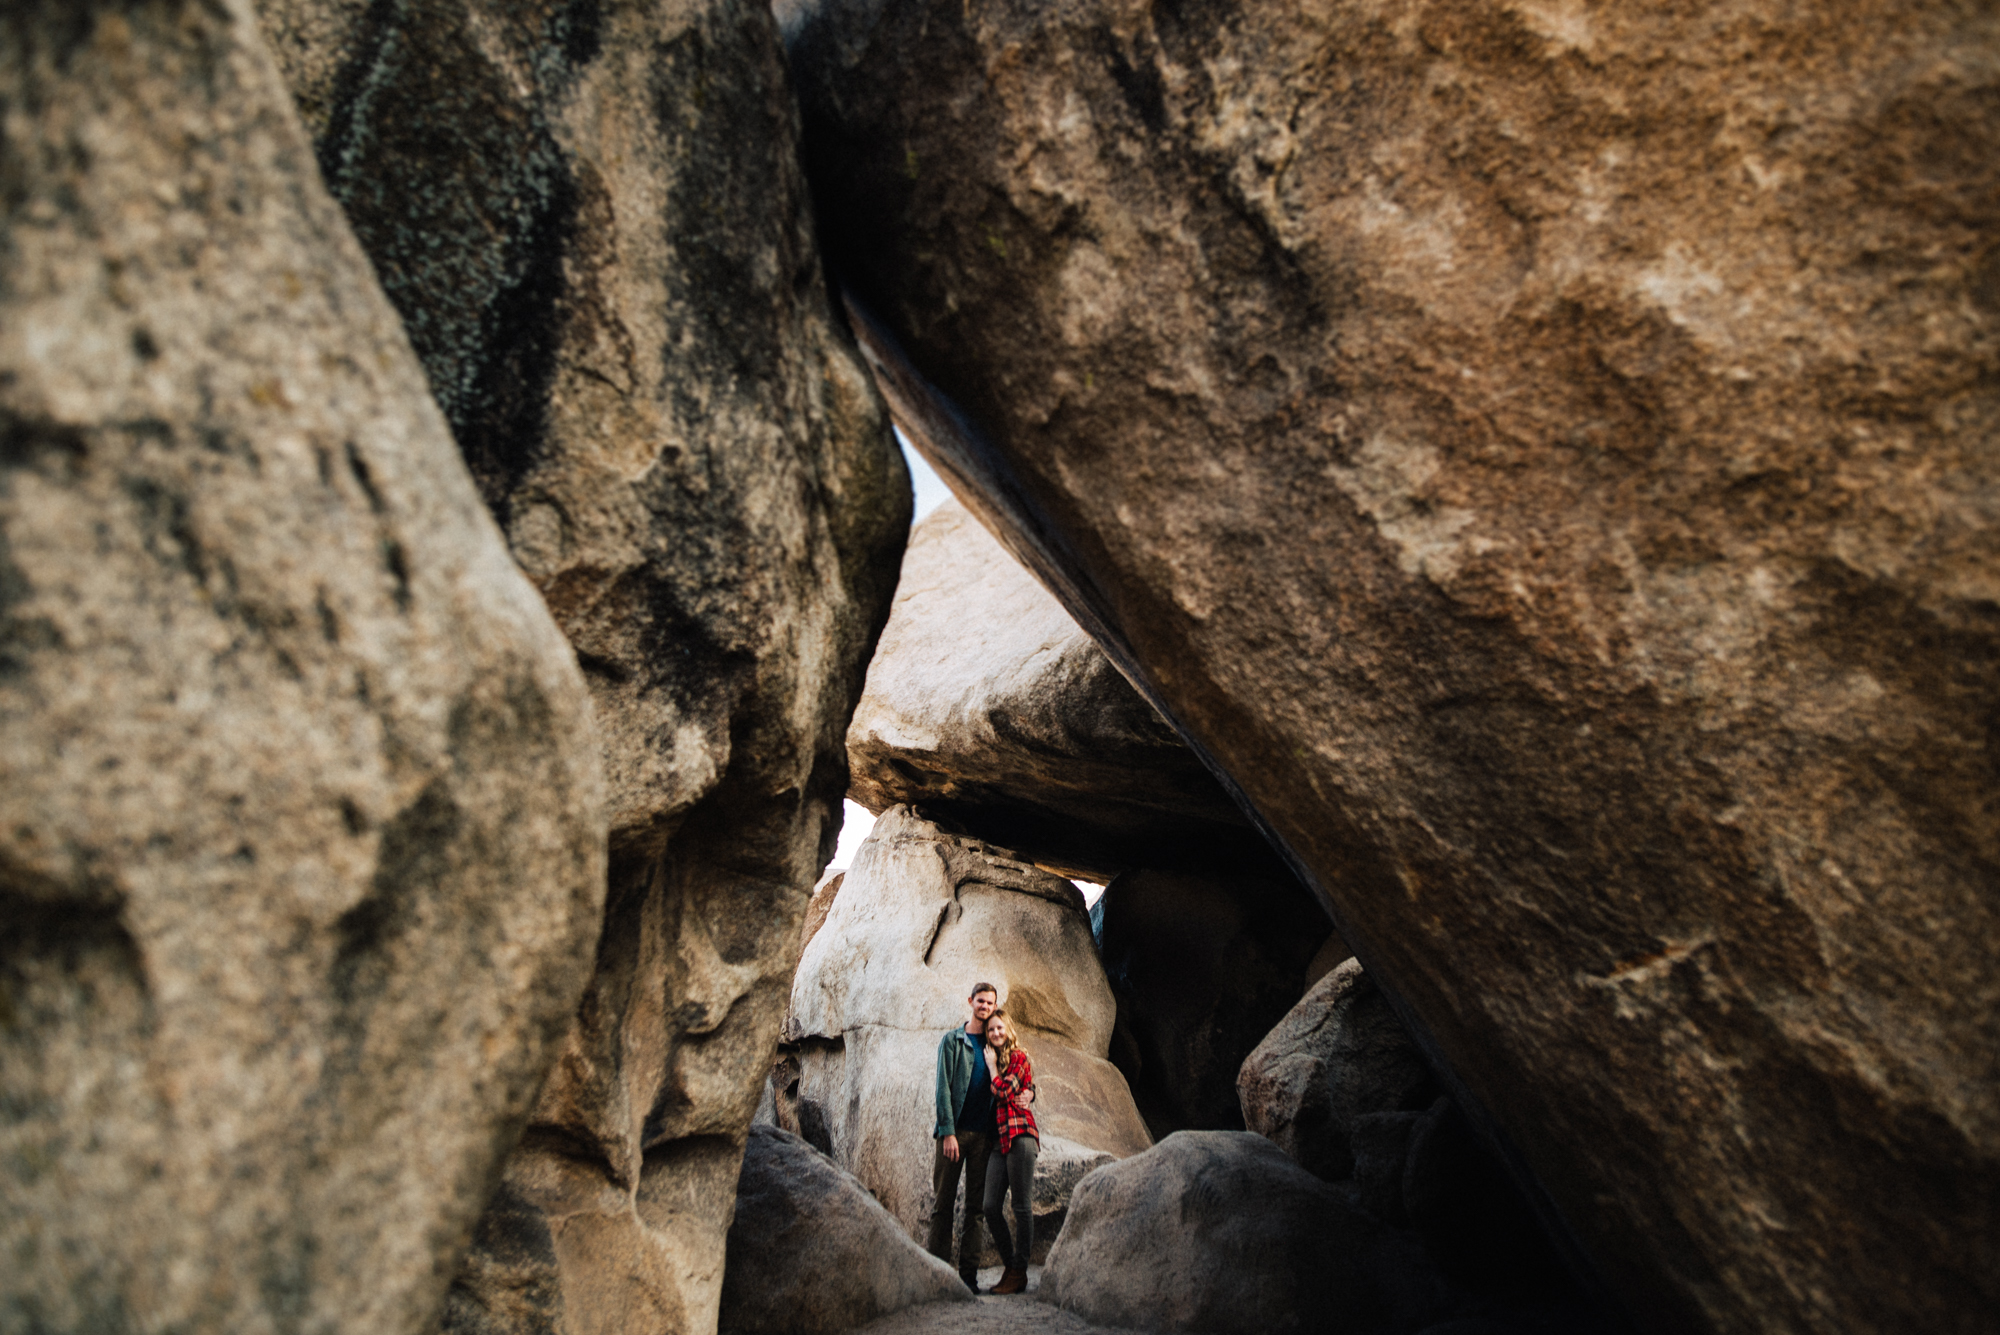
[986,1016,1010,1047]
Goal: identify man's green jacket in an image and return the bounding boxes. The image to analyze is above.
[933,1027,982,1140]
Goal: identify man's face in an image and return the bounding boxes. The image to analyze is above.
[970,990,997,1022]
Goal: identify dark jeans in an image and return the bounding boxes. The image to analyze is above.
[981,1134,1038,1271]
[926,1129,992,1281]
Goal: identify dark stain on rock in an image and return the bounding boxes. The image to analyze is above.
[333,779,461,1004]
[307,0,609,526]
[437,1178,566,1335]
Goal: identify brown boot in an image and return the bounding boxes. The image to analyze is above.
[992,1266,1027,1295]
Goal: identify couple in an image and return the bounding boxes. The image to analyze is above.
[928,981,1039,1296]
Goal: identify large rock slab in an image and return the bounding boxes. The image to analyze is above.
[790,807,1116,1052]
[787,807,1150,1258]
[1098,869,1335,1136]
[1239,959,1437,1181]
[850,498,1277,881]
[718,1125,971,1335]
[1040,1131,1452,1335]
[254,1,909,1331]
[0,3,606,1330]
[784,3,2000,1332]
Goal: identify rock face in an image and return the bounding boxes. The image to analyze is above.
[1040,1131,1452,1335]
[787,806,1150,1259]
[718,1125,972,1335]
[785,3,2000,1331]
[0,3,606,1331]
[1099,869,1335,1136]
[255,1,908,1331]
[849,498,1276,881]
[1239,959,1438,1180]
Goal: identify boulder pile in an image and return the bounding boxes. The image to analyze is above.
[784,806,1152,1262]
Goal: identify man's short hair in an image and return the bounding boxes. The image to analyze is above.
[969,982,998,1001]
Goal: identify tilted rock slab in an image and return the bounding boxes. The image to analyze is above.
[1098,867,1337,1137]
[718,1124,972,1335]
[1239,959,1437,1181]
[850,498,1274,881]
[1040,1131,1452,1335]
[787,806,1150,1257]
[251,2,908,1332]
[785,1,2000,1331]
[0,2,606,1330]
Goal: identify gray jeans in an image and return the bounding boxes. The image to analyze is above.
[981,1134,1038,1271]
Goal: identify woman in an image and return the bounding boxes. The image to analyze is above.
[980,1008,1039,1295]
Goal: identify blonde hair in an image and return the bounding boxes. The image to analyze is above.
[986,1007,1027,1066]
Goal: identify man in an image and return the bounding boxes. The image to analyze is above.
[927,981,998,1290]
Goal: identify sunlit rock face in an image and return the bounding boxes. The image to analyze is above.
[787,807,1151,1261]
[255,1,909,1330]
[0,3,606,1330]
[849,498,1276,882]
[784,2,2000,1332]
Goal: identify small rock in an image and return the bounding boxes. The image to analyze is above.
[1039,1131,1453,1335]
[720,1125,972,1335]
[1238,959,1435,1179]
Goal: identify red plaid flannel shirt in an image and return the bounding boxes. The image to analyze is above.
[991,1048,1039,1154]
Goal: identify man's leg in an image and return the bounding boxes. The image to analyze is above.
[926,1139,965,1263]
[956,1131,992,1283]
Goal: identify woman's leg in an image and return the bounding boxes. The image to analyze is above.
[1007,1136,1038,1269]
[981,1145,1013,1271]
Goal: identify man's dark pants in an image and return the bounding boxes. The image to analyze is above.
[926,1129,993,1283]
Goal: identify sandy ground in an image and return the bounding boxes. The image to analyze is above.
[843,1266,1166,1335]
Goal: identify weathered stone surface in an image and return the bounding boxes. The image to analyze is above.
[786,2,2000,1331]
[792,807,1114,1051]
[254,0,909,1330]
[802,869,844,955]
[718,1125,971,1335]
[849,498,1275,881]
[1040,1131,1452,1335]
[787,807,1149,1258]
[1098,868,1332,1136]
[0,3,606,1330]
[1239,959,1438,1181]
